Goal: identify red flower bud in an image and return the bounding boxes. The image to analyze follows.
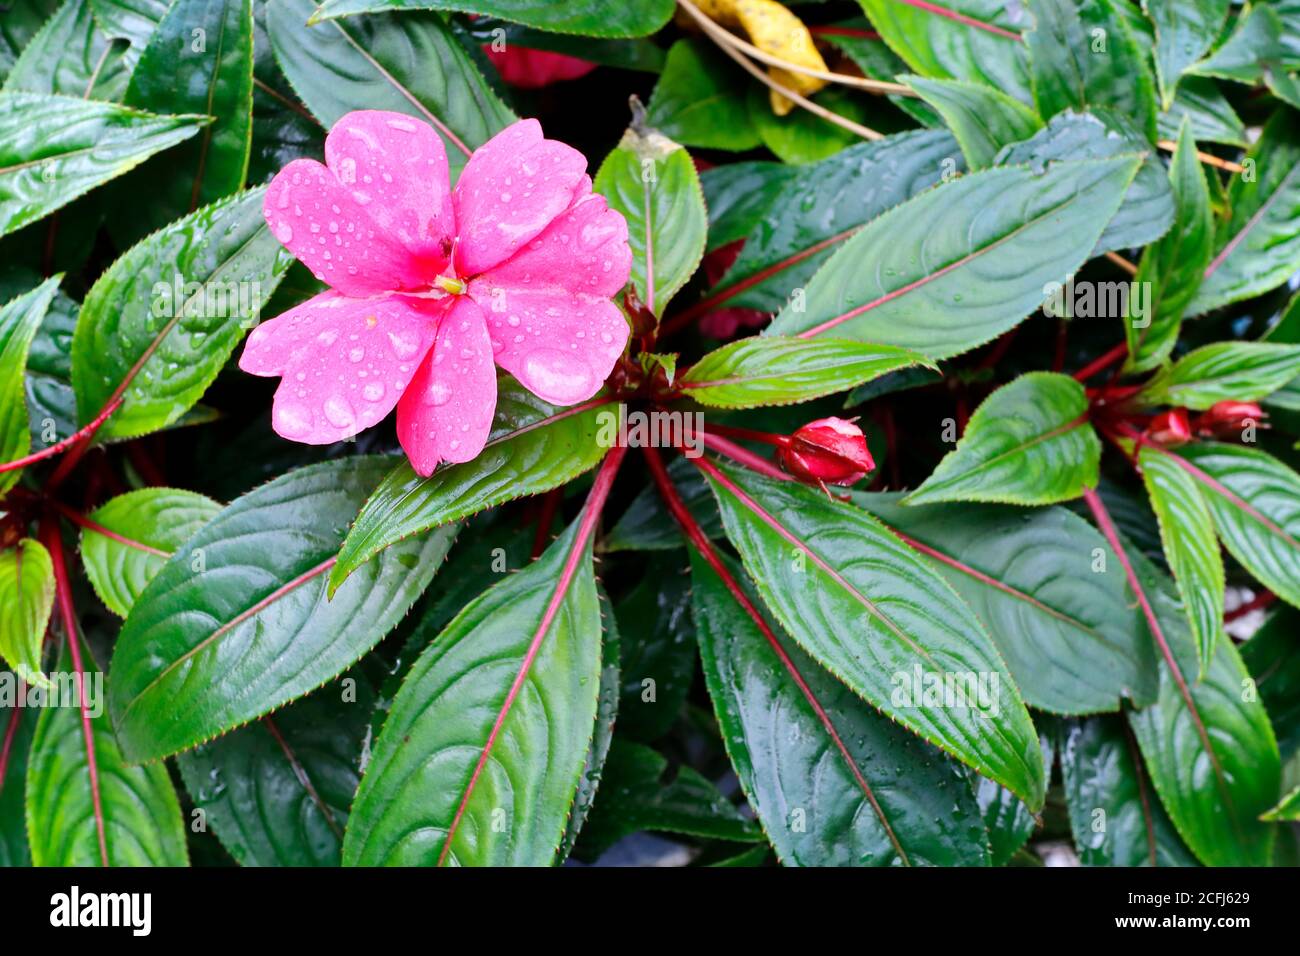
[780,417,874,486]
[1145,409,1192,447]
[1193,400,1265,438]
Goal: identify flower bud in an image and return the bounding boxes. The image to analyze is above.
[780,417,874,486]
[1194,400,1265,438]
[1145,409,1192,447]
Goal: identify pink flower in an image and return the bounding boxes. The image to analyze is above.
[240,112,632,476]
[483,46,597,89]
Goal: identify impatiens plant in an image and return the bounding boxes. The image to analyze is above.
[2,0,1300,870]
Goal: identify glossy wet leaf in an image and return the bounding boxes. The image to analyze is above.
[0,91,205,240]
[109,457,456,762]
[906,373,1100,506]
[905,75,1041,168]
[267,0,515,176]
[0,276,59,492]
[703,461,1046,810]
[681,337,931,409]
[1144,0,1230,109]
[72,188,292,441]
[1126,547,1280,867]
[604,454,723,553]
[1138,446,1223,677]
[1059,715,1197,866]
[80,487,221,618]
[27,640,189,866]
[706,129,957,314]
[857,0,1032,104]
[4,0,133,100]
[1190,111,1300,315]
[1026,0,1158,139]
[309,0,675,38]
[855,494,1156,714]
[766,157,1141,359]
[343,516,602,866]
[693,551,990,866]
[332,381,612,592]
[177,675,373,866]
[1127,120,1213,372]
[614,555,695,742]
[123,0,255,234]
[594,124,705,317]
[993,110,1173,258]
[0,538,55,688]
[645,40,758,152]
[0,692,37,866]
[1139,342,1300,410]
[1173,442,1300,609]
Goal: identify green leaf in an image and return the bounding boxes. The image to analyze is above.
[704,129,958,315]
[1142,342,1300,410]
[1127,120,1213,372]
[857,0,1032,104]
[308,0,675,38]
[906,373,1099,506]
[342,514,603,866]
[645,40,759,152]
[1241,605,1300,758]
[1264,784,1300,821]
[766,157,1141,359]
[604,454,722,553]
[22,285,77,449]
[1026,0,1158,140]
[0,276,59,492]
[681,336,931,409]
[177,675,373,866]
[1059,715,1198,866]
[122,0,255,234]
[2,0,132,100]
[0,0,60,84]
[819,21,943,126]
[0,539,55,688]
[1139,446,1223,677]
[1174,442,1300,609]
[614,555,695,742]
[88,0,170,66]
[1191,111,1300,316]
[993,110,1174,258]
[972,733,1051,864]
[0,691,37,866]
[905,75,1042,168]
[594,123,705,317]
[27,639,189,866]
[1143,0,1230,109]
[574,739,761,859]
[108,457,456,762]
[331,381,612,593]
[248,0,325,185]
[558,587,621,860]
[702,460,1046,810]
[0,91,206,240]
[80,487,221,618]
[854,494,1157,714]
[1191,1,1300,89]
[1126,547,1280,866]
[746,85,871,166]
[698,160,797,253]
[692,550,990,866]
[267,0,516,176]
[1157,76,1248,148]
[71,187,293,441]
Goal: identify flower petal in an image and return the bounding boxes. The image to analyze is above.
[324,110,455,277]
[240,291,439,444]
[452,118,587,277]
[397,296,497,476]
[482,192,630,299]
[467,286,627,405]
[264,159,431,297]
